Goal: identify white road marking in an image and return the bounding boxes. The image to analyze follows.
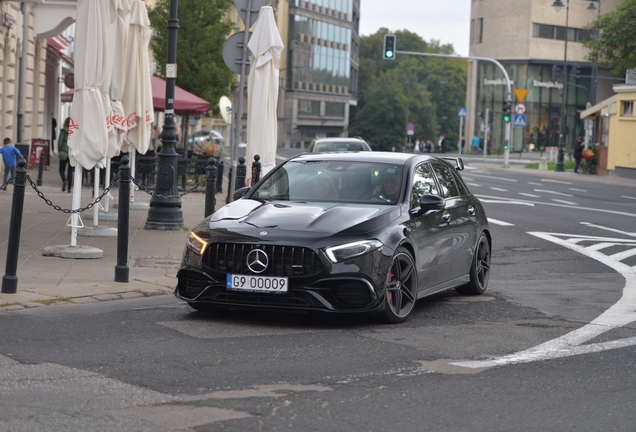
[621,195,636,200]
[569,188,587,192]
[452,230,636,369]
[579,221,636,238]
[477,197,534,206]
[518,192,541,198]
[490,187,508,192]
[462,173,518,182]
[534,189,574,197]
[527,182,542,186]
[466,183,481,188]
[551,199,578,205]
[541,179,572,185]
[487,218,515,226]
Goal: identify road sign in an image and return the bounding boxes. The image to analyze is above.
[458,108,467,117]
[234,0,269,28]
[514,103,526,114]
[406,122,415,131]
[514,89,529,103]
[513,114,526,127]
[222,31,252,75]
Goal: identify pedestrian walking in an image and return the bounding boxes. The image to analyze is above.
[573,136,584,174]
[425,139,433,153]
[414,139,421,154]
[57,117,74,192]
[1,137,23,190]
[471,135,480,155]
[459,136,465,154]
[438,135,446,153]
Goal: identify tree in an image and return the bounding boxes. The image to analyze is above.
[350,29,466,150]
[148,0,234,114]
[583,0,636,75]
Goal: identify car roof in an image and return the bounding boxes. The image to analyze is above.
[315,137,366,143]
[290,151,441,165]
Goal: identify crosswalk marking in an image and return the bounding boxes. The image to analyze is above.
[569,188,587,192]
[551,199,577,205]
[541,179,572,185]
[518,192,540,198]
[487,218,514,226]
[527,182,542,186]
[622,196,636,200]
[534,189,573,197]
[490,187,508,192]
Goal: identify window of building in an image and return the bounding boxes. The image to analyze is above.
[470,18,483,44]
[622,101,634,117]
[325,102,345,117]
[298,100,321,117]
[533,23,591,42]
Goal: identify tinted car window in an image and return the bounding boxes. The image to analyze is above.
[431,164,460,198]
[410,163,439,209]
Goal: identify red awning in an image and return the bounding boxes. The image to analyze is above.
[60,76,211,114]
[151,76,210,114]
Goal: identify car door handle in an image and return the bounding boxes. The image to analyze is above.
[442,211,451,222]
[468,206,476,215]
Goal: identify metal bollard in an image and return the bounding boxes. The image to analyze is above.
[2,159,28,293]
[205,157,218,218]
[225,165,233,204]
[235,156,246,190]
[251,154,261,184]
[115,156,131,283]
[216,160,224,194]
[37,153,45,186]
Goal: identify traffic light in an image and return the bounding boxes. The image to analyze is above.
[502,100,512,123]
[383,34,396,60]
[488,111,494,124]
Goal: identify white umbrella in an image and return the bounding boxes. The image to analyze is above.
[246,6,284,175]
[122,0,154,203]
[68,0,111,246]
[122,0,153,155]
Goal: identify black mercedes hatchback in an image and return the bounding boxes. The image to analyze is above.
[175,152,491,323]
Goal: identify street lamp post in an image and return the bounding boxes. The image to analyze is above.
[588,1,601,106]
[553,0,570,172]
[145,0,184,230]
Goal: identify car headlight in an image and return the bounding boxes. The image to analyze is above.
[186,232,209,256]
[325,240,383,263]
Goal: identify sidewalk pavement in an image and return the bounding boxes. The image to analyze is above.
[0,158,228,312]
[1,154,634,312]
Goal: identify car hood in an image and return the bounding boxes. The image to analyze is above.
[209,199,400,236]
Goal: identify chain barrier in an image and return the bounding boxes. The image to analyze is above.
[0,176,12,191]
[26,172,121,214]
[130,171,209,200]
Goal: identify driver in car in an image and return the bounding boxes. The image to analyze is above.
[373,168,402,202]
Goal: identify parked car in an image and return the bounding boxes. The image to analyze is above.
[186,130,224,148]
[175,152,491,323]
[308,137,371,153]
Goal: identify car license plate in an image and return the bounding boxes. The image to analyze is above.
[226,274,288,293]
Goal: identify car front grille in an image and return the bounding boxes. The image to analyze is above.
[205,243,323,277]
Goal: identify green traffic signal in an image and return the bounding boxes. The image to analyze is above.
[503,114,510,123]
[385,50,394,58]
[383,34,396,60]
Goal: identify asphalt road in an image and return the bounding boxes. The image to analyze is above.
[1,162,635,431]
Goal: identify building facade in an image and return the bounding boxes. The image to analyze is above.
[466,0,622,154]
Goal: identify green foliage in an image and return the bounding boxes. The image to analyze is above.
[584,0,636,75]
[350,29,467,151]
[148,0,235,114]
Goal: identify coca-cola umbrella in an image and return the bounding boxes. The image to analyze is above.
[68,0,111,247]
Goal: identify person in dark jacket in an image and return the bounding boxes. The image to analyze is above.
[573,136,585,174]
[58,117,74,192]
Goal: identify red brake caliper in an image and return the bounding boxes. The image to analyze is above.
[387,270,394,303]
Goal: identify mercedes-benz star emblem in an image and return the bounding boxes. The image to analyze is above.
[246,249,268,274]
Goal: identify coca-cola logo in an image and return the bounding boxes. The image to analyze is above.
[125,113,138,128]
[68,118,79,137]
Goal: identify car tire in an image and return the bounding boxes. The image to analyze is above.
[187,302,218,313]
[379,247,418,324]
[456,233,491,296]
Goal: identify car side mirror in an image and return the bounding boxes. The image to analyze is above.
[419,194,445,212]
[233,186,251,201]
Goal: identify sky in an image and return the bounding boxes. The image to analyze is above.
[358,0,472,56]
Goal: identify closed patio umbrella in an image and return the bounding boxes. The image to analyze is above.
[246,6,284,175]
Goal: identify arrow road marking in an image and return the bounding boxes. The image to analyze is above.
[452,228,636,369]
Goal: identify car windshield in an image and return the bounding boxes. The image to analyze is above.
[314,141,368,152]
[250,160,404,204]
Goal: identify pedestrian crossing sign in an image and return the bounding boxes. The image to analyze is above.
[458,108,467,117]
[514,114,526,127]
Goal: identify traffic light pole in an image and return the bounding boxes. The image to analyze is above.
[395,50,512,168]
